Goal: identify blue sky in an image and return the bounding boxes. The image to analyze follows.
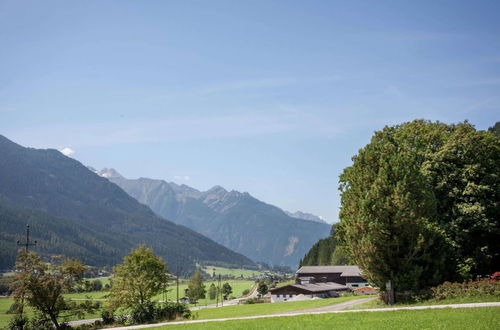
[1,1,499,222]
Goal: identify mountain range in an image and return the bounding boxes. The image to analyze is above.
[284,210,328,224]
[0,135,255,273]
[100,169,332,268]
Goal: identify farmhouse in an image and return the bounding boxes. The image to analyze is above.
[270,265,369,302]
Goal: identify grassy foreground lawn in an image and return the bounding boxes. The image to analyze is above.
[346,295,500,310]
[157,306,500,329]
[190,296,366,320]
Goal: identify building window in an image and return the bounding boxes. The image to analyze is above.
[352,284,358,287]
[277,294,280,298]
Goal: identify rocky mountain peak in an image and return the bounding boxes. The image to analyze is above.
[98,168,123,179]
[285,210,328,224]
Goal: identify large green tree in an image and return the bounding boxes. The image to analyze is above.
[10,251,96,329]
[423,123,500,276]
[257,281,268,296]
[208,283,217,300]
[186,270,205,303]
[109,245,168,314]
[221,283,232,300]
[337,120,500,293]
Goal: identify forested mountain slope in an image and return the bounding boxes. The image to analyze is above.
[0,135,255,272]
[105,172,331,268]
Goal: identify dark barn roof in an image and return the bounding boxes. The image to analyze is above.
[270,282,348,294]
[296,265,362,277]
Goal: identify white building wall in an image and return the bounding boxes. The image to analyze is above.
[346,282,370,289]
[271,293,328,303]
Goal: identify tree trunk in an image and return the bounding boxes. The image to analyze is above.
[49,313,60,329]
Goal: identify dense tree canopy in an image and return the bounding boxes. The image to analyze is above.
[208,283,217,300]
[10,251,96,329]
[109,245,168,313]
[337,120,500,293]
[257,281,268,296]
[222,282,232,300]
[300,224,349,267]
[488,121,500,138]
[186,270,206,303]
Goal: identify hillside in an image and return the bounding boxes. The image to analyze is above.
[0,135,255,272]
[103,171,331,268]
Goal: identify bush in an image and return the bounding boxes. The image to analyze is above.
[431,280,500,300]
[6,301,23,314]
[7,314,27,330]
[130,302,191,324]
[155,303,190,321]
[101,310,115,325]
[243,297,264,304]
[242,289,250,296]
[130,303,156,324]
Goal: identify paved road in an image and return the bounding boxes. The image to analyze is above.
[108,301,500,330]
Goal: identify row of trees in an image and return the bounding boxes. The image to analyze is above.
[336,120,499,296]
[9,252,99,329]
[299,225,348,267]
[9,245,239,328]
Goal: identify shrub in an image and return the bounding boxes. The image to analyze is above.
[155,303,190,321]
[7,314,27,330]
[6,301,23,314]
[431,280,500,300]
[242,289,250,296]
[101,310,115,325]
[130,302,156,324]
[243,297,264,304]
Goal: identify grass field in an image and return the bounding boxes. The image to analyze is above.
[274,280,294,288]
[0,279,256,327]
[202,266,264,278]
[152,279,255,306]
[0,297,103,328]
[345,295,500,310]
[189,296,366,320]
[156,306,500,329]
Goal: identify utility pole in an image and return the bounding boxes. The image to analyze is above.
[215,273,219,307]
[219,274,223,307]
[17,224,37,252]
[16,224,37,319]
[176,267,180,304]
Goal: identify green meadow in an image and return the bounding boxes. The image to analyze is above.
[0,298,103,328]
[189,296,366,320]
[202,266,265,278]
[0,279,255,327]
[345,295,500,310]
[157,307,500,330]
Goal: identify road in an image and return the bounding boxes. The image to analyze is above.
[107,301,500,329]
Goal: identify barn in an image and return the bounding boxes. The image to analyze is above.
[270,265,370,303]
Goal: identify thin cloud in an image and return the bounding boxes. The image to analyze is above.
[8,108,344,148]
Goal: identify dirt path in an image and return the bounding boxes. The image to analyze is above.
[108,301,500,329]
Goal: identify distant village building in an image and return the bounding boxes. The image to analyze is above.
[270,265,370,303]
